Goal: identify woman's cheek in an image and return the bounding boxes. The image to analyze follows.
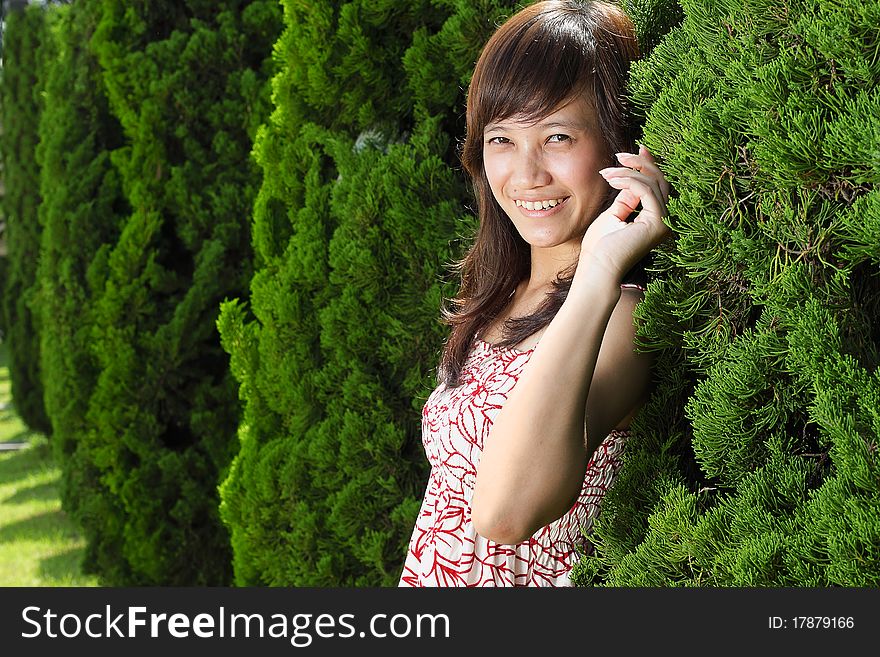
[482,154,505,191]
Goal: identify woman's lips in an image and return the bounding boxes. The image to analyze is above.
[514,195,570,217]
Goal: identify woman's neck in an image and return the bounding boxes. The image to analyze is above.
[525,243,580,290]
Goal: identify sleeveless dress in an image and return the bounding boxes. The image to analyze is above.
[399,283,642,587]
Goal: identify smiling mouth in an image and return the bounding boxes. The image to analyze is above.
[514,196,569,211]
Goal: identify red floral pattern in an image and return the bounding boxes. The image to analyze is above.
[399,331,632,587]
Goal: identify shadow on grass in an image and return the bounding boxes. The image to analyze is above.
[3,479,60,505]
[0,428,36,444]
[0,408,22,424]
[0,440,53,489]
[38,545,94,586]
[0,508,81,544]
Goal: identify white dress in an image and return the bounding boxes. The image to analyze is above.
[399,330,631,587]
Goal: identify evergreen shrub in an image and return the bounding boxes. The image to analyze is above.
[33,0,128,574]
[572,0,880,586]
[0,2,51,434]
[215,0,529,586]
[60,0,282,584]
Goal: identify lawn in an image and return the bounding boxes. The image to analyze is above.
[0,340,98,586]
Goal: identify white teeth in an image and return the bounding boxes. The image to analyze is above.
[515,198,564,210]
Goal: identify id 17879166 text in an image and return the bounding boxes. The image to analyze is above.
[768,616,854,630]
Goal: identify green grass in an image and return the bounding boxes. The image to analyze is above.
[0,340,99,586]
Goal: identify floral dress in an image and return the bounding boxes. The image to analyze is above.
[399,328,632,587]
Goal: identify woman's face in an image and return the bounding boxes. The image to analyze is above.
[482,95,610,253]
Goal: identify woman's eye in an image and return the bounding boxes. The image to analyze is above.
[487,136,510,145]
[547,134,571,143]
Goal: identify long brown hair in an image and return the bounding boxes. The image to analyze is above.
[438,0,644,387]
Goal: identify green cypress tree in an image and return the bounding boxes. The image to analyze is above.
[571,0,880,586]
[0,2,51,435]
[69,0,281,584]
[33,0,128,572]
[217,0,532,585]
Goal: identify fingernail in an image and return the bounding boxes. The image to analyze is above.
[615,152,632,159]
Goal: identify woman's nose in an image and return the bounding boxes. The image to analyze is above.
[510,150,551,189]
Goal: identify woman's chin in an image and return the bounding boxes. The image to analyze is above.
[519,231,574,250]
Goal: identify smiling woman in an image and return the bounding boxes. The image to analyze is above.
[482,96,611,253]
[399,0,672,587]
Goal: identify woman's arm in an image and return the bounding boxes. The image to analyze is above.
[472,146,669,545]
[471,261,650,544]
[586,285,653,445]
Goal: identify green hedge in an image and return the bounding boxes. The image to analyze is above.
[0,2,51,435]
[572,0,880,586]
[61,0,282,585]
[23,0,279,585]
[215,0,521,585]
[34,3,130,548]
[33,1,129,579]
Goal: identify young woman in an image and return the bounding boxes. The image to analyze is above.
[400,0,671,587]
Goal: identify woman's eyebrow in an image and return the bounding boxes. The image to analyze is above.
[484,119,585,133]
[536,119,586,130]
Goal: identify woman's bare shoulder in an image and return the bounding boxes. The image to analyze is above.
[587,284,651,438]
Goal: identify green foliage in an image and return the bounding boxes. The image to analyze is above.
[33,3,128,574]
[218,0,527,585]
[621,0,685,53]
[50,0,281,585]
[0,3,52,435]
[572,0,880,587]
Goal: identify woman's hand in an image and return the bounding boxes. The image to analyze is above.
[577,145,672,283]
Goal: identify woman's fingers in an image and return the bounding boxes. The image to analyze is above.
[603,175,663,216]
[604,187,641,222]
[585,147,672,267]
[612,157,666,201]
[637,146,671,199]
[602,176,671,242]
[599,167,667,216]
[618,146,660,172]
[614,148,671,201]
